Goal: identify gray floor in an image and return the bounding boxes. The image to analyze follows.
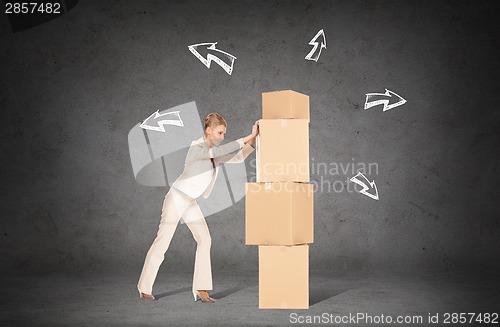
[1,270,498,327]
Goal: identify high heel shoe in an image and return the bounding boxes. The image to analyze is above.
[192,290,217,303]
[139,291,155,301]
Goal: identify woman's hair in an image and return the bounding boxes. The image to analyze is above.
[204,112,227,134]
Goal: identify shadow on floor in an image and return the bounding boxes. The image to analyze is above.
[154,284,257,301]
[211,285,256,300]
[309,287,356,306]
[155,286,192,300]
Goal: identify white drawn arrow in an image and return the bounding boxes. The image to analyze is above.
[188,42,237,75]
[305,29,326,62]
[140,110,184,132]
[350,172,379,200]
[364,89,407,111]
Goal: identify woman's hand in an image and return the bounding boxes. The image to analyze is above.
[243,120,260,145]
[251,120,260,138]
[249,120,260,147]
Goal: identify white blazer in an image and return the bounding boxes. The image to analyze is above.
[172,135,255,199]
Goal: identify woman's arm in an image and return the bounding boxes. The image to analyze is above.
[217,143,255,164]
[190,120,260,160]
[189,139,244,160]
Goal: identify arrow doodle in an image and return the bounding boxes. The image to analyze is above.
[305,29,327,62]
[364,89,407,112]
[350,172,379,200]
[140,110,184,132]
[188,42,237,75]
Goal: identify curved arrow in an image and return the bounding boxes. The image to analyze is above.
[364,89,407,111]
[188,42,237,75]
[305,29,327,62]
[350,172,379,200]
[140,110,184,132]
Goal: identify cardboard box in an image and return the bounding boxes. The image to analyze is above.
[246,182,314,245]
[259,244,309,309]
[262,90,310,121]
[256,119,309,182]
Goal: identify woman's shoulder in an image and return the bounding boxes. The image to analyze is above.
[186,137,208,158]
[190,136,206,148]
[192,135,205,143]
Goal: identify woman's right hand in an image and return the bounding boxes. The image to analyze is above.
[251,120,260,138]
[243,120,260,145]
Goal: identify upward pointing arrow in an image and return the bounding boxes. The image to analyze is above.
[305,29,327,62]
[188,42,237,75]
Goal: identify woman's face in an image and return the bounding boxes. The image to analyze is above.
[206,124,226,146]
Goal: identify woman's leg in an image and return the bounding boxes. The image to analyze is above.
[137,190,190,294]
[183,202,213,292]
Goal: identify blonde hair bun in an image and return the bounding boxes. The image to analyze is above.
[204,112,227,133]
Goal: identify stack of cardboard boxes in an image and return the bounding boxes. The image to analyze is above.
[245,90,313,309]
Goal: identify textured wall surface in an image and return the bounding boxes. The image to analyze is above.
[1,0,499,277]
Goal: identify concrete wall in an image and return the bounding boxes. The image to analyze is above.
[1,0,499,276]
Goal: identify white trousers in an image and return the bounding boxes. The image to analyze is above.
[137,188,212,294]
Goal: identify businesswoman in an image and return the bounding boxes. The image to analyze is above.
[138,112,259,303]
